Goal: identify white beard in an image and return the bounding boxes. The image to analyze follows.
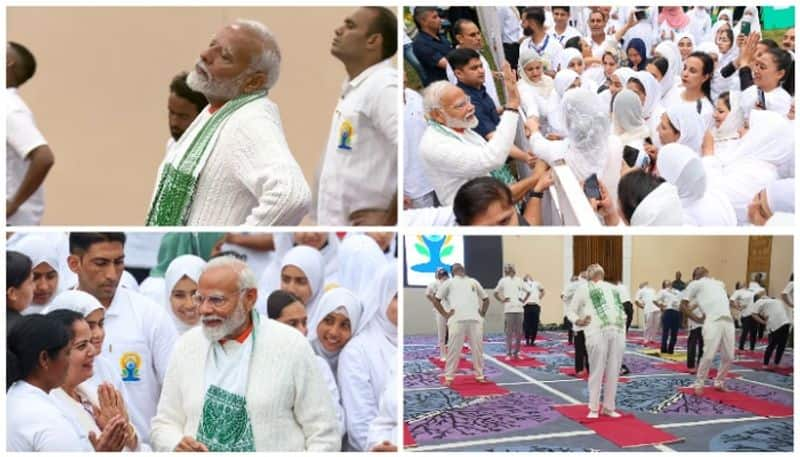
[445,113,479,129]
[202,301,249,341]
[187,61,248,101]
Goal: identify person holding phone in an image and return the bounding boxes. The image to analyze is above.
[739,46,793,120]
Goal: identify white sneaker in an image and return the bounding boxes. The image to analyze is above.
[587,410,599,419]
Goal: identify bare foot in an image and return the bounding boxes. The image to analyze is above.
[694,384,704,395]
[714,383,731,392]
[443,378,453,387]
[475,377,488,384]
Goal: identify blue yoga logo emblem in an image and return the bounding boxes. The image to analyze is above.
[410,235,454,273]
[120,352,142,382]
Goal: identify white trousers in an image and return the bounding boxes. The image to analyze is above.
[586,328,626,413]
[445,320,484,380]
[644,311,661,342]
[696,316,735,387]
[434,311,448,359]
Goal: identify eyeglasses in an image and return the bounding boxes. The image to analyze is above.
[192,289,245,308]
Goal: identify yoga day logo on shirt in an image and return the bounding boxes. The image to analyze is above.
[120,352,142,382]
[337,120,354,151]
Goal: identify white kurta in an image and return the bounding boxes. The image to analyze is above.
[151,320,340,451]
[316,356,345,438]
[6,88,48,225]
[151,95,310,226]
[98,286,178,444]
[366,367,398,450]
[317,59,398,225]
[495,275,526,313]
[337,326,396,451]
[419,111,519,205]
[7,381,92,452]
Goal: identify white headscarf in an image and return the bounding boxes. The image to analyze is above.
[163,254,207,334]
[673,32,695,60]
[665,103,704,152]
[613,89,650,142]
[734,6,762,36]
[308,287,363,376]
[630,182,685,226]
[766,179,795,214]
[554,69,581,100]
[280,246,325,323]
[337,235,387,303]
[657,143,737,225]
[613,67,636,87]
[654,39,682,98]
[632,70,663,120]
[518,46,555,98]
[712,91,745,142]
[561,87,611,181]
[45,290,104,317]
[558,47,584,73]
[358,261,398,345]
[730,110,794,171]
[712,19,739,69]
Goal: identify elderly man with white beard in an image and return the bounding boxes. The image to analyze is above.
[418,61,522,206]
[146,19,310,226]
[150,256,340,452]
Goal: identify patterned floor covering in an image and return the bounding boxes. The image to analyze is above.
[404,329,794,452]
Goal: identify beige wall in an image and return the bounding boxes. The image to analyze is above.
[404,235,794,336]
[769,236,794,297]
[8,6,369,224]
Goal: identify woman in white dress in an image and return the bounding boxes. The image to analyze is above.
[704,91,744,160]
[9,235,60,314]
[7,314,128,451]
[47,309,141,451]
[739,46,794,120]
[337,262,397,451]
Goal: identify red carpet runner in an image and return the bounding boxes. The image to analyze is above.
[439,375,509,396]
[679,387,793,417]
[403,423,416,447]
[554,404,682,448]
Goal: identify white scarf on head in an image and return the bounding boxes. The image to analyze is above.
[163,255,207,334]
[630,182,684,225]
[308,287,363,376]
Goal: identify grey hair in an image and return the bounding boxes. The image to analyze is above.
[233,19,282,91]
[586,264,605,279]
[422,80,454,116]
[204,256,257,290]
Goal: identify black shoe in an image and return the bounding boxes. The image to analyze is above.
[620,364,630,375]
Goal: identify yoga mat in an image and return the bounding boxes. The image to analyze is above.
[653,362,739,379]
[429,357,472,370]
[403,423,416,448]
[735,360,793,376]
[440,375,509,397]
[641,350,687,362]
[494,354,546,368]
[679,387,793,417]
[558,366,630,382]
[736,349,765,359]
[520,345,551,353]
[554,404,682,448]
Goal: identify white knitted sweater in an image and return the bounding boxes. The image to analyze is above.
[183,97,310,226]
[150,319,340,451]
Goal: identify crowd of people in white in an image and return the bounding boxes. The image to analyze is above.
[404,6,795,226]
[6,232,398,452]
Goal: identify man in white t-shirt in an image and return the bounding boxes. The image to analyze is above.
[522,274,545,346]
[752,296,791,368]
[6,41,55,226]
[520,7,564,75]
[494,264,529,360]
[729,282,757,351]
[318,7,398,225]
[656,280,681,354]
[635,282,659,344]
[426,268,450,361]
[681,267,735,394]
[68,232,179,445]
[549,6,582,47]
[432,263,489,385]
